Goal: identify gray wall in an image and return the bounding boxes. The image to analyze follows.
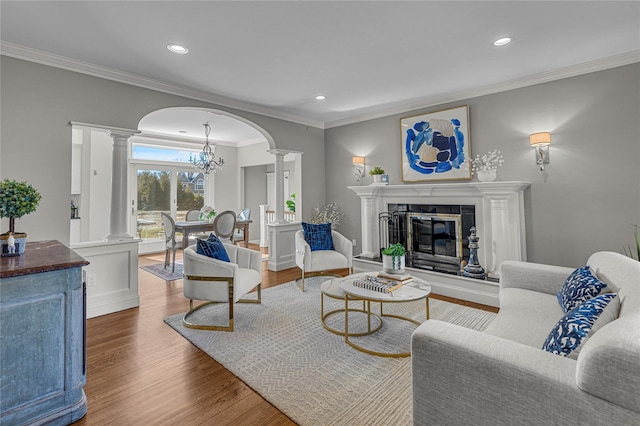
[0,57,326,243]
[325,63,640,268]
[244,164,269,240]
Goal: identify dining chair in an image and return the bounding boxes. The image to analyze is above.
[213,210,237,243]
[185,209,201,221]
[160,212,182,273]
[233,208,251,243]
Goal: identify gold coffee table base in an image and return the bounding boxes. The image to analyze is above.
[321,283,382,337]
[344,294,430,358]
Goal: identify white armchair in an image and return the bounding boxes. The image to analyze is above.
[182,243,262,331]
[295,229,353,291]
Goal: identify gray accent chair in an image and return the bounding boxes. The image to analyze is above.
[411,251,640,425]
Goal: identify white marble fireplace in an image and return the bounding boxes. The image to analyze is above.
[349,181,530,306]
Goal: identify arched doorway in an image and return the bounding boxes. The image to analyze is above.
[131,107,299,253]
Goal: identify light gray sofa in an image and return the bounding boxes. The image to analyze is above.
[411,251,640,425]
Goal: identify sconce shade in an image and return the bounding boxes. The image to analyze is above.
[352,156,366,165]
[530,132,551,146]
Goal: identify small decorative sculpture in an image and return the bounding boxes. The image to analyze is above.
[463,226,486,280]
[7,233,15,254]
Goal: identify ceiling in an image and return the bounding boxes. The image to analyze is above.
[1,1,639,140]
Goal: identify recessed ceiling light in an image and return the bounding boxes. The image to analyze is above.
[167,43,189,54]
[315,95,327,101]
[178,130,188,134]
[493,37,512,46]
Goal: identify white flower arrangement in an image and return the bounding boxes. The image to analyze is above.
[309,201,343,230]
[199,205,216,221]
[470,149,504,175]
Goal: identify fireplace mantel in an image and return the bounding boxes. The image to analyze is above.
[349,181,530,279]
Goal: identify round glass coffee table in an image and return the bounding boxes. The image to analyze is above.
[340,273,431,358]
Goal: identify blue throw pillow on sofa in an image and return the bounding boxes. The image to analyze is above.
[542,293,617,357]
[557,266,607,313]
[302,222,334,251]
[196,234,230,262]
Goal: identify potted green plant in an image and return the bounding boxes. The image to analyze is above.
[623,224,640,261]
[286,193,296,212]
[369,166,386,184]
[0,179,42,255]
[381,243,407,274]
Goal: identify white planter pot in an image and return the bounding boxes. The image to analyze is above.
[477,170,497,182]
[382,254,405,274]
[372,175,383,183]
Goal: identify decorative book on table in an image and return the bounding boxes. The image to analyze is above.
[353,275,403,293]
[377,271,413,283]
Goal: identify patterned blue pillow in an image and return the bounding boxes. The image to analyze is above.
[557,266,607,313]
[302,222,334,251]
[196,234,230,262]
[542,293,617,357]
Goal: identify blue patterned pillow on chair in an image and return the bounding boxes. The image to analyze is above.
[302,222,334,251]
[196,234,230,262]
[557,266,607,313]
[542,293,618,357]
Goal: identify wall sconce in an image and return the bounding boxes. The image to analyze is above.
[352,156,366,182]
[530,132,551,171]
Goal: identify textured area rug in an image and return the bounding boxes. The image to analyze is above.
[164,277,496,425]
[140,262,183,282]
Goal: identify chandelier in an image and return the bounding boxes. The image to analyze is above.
[190,122,224,174]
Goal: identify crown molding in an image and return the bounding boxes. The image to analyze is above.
[3,42,637,131]
[0,41,325,129]
[324,50,640,129]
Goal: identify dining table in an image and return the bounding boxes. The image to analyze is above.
[175,219,252,249]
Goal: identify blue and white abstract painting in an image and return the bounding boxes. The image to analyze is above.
[401,105,471,182]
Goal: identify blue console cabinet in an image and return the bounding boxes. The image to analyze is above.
[1,240,89,425]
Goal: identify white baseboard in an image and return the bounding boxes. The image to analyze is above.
[87,295,140,319]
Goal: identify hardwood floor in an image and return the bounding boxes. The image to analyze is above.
[74,245,497,425]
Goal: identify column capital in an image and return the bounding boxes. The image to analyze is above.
[108,130,139,140]
[268,149,302,158]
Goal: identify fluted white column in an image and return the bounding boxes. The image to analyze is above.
[106,129,139,240]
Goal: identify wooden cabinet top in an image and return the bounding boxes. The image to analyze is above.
[0,240,89,279]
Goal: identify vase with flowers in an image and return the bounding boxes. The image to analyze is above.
[199,205,216,222]
[470,149,504,182]
[0,178,42,255]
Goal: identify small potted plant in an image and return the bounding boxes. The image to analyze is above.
[0,179,42,255]
[286,193,296,212]
[381,243,407,274]
[369,166,386,184]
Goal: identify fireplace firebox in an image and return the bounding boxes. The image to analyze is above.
[382,204,475,274]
